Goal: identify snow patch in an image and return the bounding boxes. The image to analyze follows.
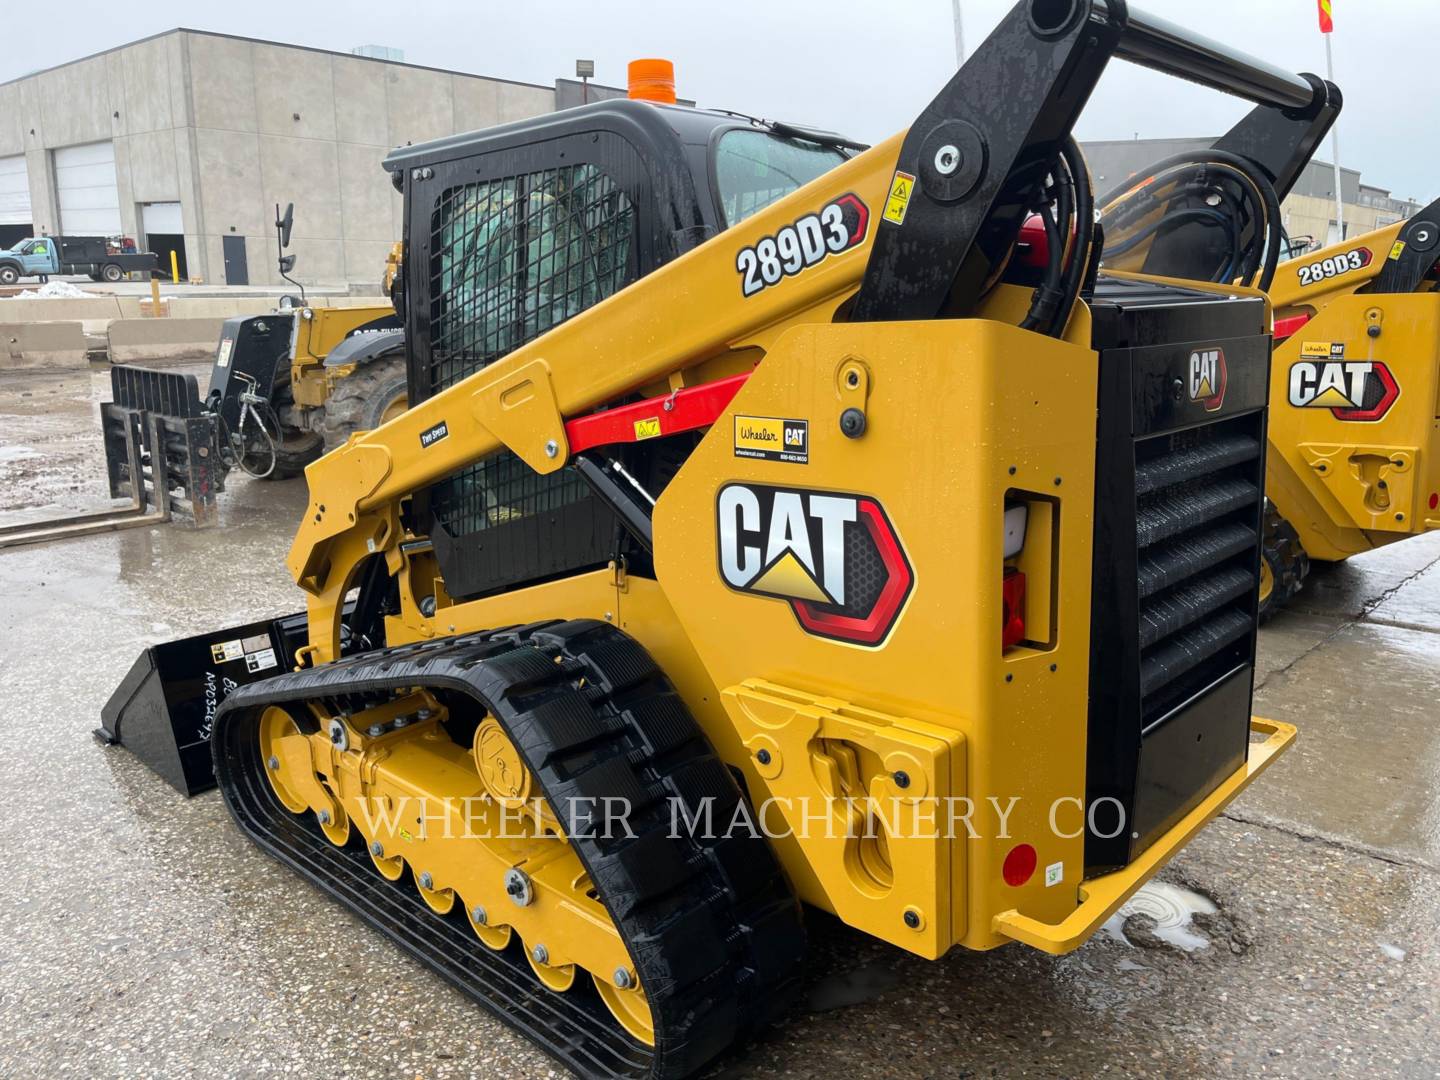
[4,281,91,299]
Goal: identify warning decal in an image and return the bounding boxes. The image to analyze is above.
[883,171,916,225]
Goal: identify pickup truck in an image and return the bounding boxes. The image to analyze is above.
[0,235,159,285]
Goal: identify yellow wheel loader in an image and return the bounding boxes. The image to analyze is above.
[1099,125,1440,615]
[98,218,408,524]
[98,3,1328,1075]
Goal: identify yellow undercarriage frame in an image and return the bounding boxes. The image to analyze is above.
[258,690,655,1043]
[372,317,1296,961]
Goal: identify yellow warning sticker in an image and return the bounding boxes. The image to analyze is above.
[633,417,661,440]
[1390,240,1407,261]
[883,170,916,225]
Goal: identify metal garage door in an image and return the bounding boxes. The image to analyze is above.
[55,141,121,236]
[141,202,183,235]
[0,155,30,225]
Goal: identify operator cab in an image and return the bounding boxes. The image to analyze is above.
[386,100,856,601]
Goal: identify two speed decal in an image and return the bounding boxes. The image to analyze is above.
[1296,247,1372,287]
[736,194,869,297]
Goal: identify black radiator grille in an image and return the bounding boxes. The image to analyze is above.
[1133,419,1261,719]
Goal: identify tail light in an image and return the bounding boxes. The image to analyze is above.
[1003,568,1026,650]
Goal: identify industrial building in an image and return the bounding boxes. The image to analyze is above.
[1084,137,1424,252]
[0,32,626,286]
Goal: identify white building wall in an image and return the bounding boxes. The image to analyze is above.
[0,31,563,284]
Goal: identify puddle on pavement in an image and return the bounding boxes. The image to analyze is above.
[806,962,902,1013]
[1102,881,1217,952]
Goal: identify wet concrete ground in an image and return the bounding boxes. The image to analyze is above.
[1,365,1437,1078]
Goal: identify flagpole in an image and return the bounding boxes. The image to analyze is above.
[1324,29,1344,240]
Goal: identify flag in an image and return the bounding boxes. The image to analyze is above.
[1318,0,1334,33]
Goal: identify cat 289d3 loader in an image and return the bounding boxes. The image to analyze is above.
[99,3,1331,1076]
[1099,133,1440,614]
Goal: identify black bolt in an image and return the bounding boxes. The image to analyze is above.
[1049,663,1058,673]
[756,748,772,765]
[1053,477,1062,487]
[1008,465,1017,476]
[1005,673,1014,683]
[839,408,867,439]
[1396,512,1406,522]
[1368,324,1382,338]
[1171,378,1184,403]
[903,910,921,929]
[893,770,911,790]
[846,370,860,388]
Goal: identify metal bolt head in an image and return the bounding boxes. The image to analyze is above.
[416,708,434,721]
[393,714,410,728]
[471,905,488,926]
[839,408,866,439]
[368,723,385,738]
[531,943,549,965]
[505,867,534,907]
[903,909,921,929]
[892,770,911,790]
[369,840,384,857]
[544,439,559,459]
[267,755,280,771]
[613,967,633,989]
[419,871,434,890]
[934,143,962,176]
[756,748,772,766]
[317,809,332,825]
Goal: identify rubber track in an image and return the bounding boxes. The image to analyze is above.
[211,618,805,1079]
[1258,501,1309,622]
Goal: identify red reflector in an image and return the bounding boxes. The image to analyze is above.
[1003,843,1037,887]
[1430,492,1438,511]
[1272,312,1312,341]
[1002,568,1026,649]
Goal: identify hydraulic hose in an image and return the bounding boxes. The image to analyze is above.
[1021,137,1093,338]
[1099,149,1283,293]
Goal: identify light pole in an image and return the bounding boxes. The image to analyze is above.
[576,59,595,104]
[1319,1,1344,241]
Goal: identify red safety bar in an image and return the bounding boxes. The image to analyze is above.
[564,372,751,455]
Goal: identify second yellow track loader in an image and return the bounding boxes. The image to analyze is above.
[100,2,1328,1075]
[1101,128,1440,613]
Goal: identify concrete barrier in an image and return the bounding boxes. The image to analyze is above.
[108,317,224,363]
[0,322,88,370]
[0,296,128,322]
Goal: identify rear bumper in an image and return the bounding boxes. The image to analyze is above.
[991,716,1295,955]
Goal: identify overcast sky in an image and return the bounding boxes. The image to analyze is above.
[5,0,1435,203]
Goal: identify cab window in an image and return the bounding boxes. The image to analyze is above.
[713,129,847,226]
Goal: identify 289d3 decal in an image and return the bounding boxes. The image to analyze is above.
[1295,247,1372,287]
[735,194,869,297]
[716,483,912,646]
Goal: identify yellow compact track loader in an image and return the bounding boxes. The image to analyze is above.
[1099,130,1440,613]
[99,3,1330,1075]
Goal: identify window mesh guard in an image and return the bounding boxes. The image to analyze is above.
[424,164,637,598]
